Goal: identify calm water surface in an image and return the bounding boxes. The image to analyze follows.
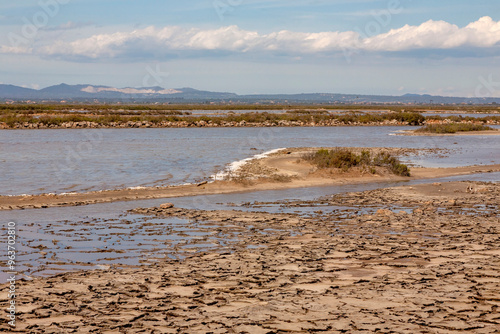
[1,126,499,282]
[1,126,499,195]
[0,171,498,282]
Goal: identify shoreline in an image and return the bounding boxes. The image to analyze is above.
[400,129,500,136]
[0,122,418,130]
[2,122,499,130]
[1,118,499,130]
[2,180,499,332]
[2,159,499,210]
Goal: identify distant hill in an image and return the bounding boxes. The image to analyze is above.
[0,84,42,99]
[1,83,499,105]
[0,84,237,100]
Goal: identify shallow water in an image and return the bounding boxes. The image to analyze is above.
[168,172,500,213]
[1,171,498,282]
[1,125,499,282]
[0,213,243,282]
[1,126,499,196]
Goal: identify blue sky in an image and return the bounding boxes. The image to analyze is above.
[1,0,500,96]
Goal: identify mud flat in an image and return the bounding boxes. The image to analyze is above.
[1,180,499,333]
[401,129,500,136]
[1,147,500,211]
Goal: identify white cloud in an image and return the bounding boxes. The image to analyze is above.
[41,21,94,31]
[2,16,499,60]
[0,45,33,54]
[364,16,500,51]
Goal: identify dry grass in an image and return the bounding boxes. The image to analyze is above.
[416,123,493,134]
[303,148,411,176]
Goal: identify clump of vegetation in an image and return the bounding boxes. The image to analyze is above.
[425,115,500,123]
[372,152,411,177]
[303,149,361,170]
[416,123,493,134]
[303,148,410,176]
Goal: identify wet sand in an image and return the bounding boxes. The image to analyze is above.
[1,147,500,211]
[1,181,499,333]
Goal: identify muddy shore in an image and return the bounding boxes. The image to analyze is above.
[1,146,499,211]
[1,180,499,333]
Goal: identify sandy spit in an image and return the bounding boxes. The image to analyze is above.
[1,147,499,211]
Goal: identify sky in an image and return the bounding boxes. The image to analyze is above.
[1,0,500,96]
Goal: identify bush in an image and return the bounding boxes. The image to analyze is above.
[394,112,425,125]
[391,163,411,177]
[305,149,360,170]
[359,150,371,165]
[373,152,411,176]
[304,148,411,176]
[416,123,493,133]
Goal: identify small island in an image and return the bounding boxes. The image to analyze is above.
[404,123,500,135]
[2,147,499,211]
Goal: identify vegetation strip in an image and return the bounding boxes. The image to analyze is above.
[0,104,499,129]
[302,148,411,176]
[415,123,494,133]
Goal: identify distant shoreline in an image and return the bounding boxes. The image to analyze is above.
[2,119,499,130]
[399,129,500,136]
[0,121,417,130]
[2,105,500,129]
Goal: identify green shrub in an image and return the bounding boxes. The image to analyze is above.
[359,150,371,165]
[304,148,410,177]
[394,112,425,125]
[416,123,493,133]
[305,148,360,169]
[372,152,411,176]
[373,152,396,166]
[391,163,411,177]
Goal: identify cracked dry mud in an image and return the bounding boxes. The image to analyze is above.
[1,181,499,333]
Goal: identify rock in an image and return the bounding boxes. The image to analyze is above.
[160,203,174,209]
[376,209,393,216]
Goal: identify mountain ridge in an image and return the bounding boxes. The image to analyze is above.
[1,84,499,105]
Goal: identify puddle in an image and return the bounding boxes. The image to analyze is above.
[1,172,497,282]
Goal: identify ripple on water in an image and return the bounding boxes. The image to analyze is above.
[1,126,499,195]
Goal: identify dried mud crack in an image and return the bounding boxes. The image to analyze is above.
[1,181,499,333]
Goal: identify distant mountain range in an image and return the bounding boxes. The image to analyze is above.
[0,84,237,101]
[1,83,499,105]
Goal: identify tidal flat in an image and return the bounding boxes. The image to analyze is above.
[1,181,499,332]
[0,122,499,333]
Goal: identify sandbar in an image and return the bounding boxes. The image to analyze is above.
[1,147,499,211]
